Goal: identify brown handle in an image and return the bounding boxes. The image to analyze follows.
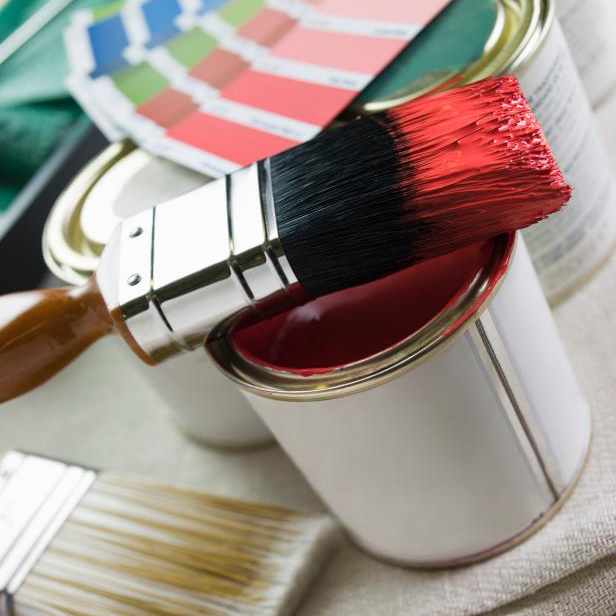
[0,278,114,403]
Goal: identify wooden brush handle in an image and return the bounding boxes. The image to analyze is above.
[0,278,114,403]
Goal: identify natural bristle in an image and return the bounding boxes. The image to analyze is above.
[271,75,570,298]
[14,474,338,616]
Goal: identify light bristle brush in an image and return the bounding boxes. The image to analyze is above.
[0,75,571,403]
[0,451,338,616]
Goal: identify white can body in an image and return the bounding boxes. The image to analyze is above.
[517,14,616,302]
[98,151,272,448]
[133,353,272,447]
[234,239,590,565]
[554,0,616,107]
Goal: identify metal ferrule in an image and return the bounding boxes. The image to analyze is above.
[0,452,96,616]
[117,160,302,362]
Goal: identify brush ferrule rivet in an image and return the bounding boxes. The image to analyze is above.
[118,209,178,361]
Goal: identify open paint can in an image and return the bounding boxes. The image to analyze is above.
[207,234,590,566]
[351,0,616,305]
[42,143,272,448]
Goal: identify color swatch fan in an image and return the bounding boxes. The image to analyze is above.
[64,0,451,175]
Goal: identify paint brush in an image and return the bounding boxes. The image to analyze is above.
[0,75,570,403]
[0,450,338,616]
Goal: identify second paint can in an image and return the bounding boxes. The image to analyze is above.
[554,0,616,107]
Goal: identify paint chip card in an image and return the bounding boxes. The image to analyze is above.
[65,0,452,175]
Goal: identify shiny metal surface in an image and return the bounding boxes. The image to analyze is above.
[260,159,298,286]
[117,209,180,361]
[470,313,561,500]
[118,161,300,360]
[0,452,96,616]
[229,164,283,303]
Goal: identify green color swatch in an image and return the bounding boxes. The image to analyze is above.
[166,28,217,68]
[358,0,497,103]
[112,63,168,106]
[218,0,264,27]
[91,0,124,21]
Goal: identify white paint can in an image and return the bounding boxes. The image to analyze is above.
[514,2,616,302]
[554,0,616,107]
[43,143,272,448]
[207,234,590,566]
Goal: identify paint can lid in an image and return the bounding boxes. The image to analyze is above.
[43,142,207,284]
[349,0,547,115]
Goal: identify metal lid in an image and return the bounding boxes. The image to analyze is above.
[207,234,517,402]
[350,0,550,115]
[43,141,207,285]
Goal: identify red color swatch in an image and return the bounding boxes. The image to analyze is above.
[238,8,297,46]
[137,87,198,128]
[270,27,405,74]
[221,69,353,125]
[190,48,249,89]
[166,112,300,165]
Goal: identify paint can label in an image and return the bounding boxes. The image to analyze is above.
[517,18,616,302]
[554,0,616,106]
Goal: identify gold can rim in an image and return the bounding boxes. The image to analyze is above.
[207,234,517,402]
[42,140,137,285]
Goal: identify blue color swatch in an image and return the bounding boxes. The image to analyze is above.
[143,0,182,47]
[88,14,130,77]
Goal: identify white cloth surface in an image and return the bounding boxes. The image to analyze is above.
[3,94,616,616]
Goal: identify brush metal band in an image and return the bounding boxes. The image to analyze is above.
[118,162,301,360]
[0,451,96,616]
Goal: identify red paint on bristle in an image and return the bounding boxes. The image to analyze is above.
[387,75,571,254]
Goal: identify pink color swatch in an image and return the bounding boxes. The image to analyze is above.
[166,112,300,165]
[238,8,297,46]
[270,27,405,73]
[316,0,451,23]
[221,69,354,125]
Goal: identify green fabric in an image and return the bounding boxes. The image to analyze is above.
[0,0,109,212]
[0,183,20,213]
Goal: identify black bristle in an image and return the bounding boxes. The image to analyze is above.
[270,115,432,298]
[269,77,571,300]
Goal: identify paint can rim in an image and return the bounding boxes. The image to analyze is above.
[206,234,518,402]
